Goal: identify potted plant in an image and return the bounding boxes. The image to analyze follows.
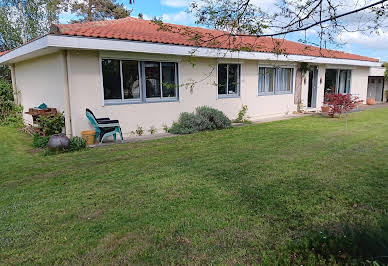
[366,98,376,105]
[321,104,330,113]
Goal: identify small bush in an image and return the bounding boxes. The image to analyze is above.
[196,106,232,129]
[234,105,248,123]
[0,79,23,127]
[32,134,50,148]
[68,136,87,152]
[324,93,361,118]
[169,106,231,134]
[135,125,144,136]
[148,126,157,135]
[37,112,65,135]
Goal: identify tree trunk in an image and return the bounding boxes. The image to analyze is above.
[17,0,27,44]
[87,0,93,21]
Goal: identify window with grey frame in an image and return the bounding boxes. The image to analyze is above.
[102,59,178,104]
[258,67,294,95]
[324,69,351,95]
[218,64,240,97]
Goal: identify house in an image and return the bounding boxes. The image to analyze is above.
[0,17,383,138]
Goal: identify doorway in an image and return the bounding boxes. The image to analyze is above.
[367,77,384,102]
[307,67,318,108]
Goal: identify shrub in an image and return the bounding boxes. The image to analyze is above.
[68,136,87,152]
[135,125,144,136]
[148,126,157,135]
[234,105,248,123]
[169,107,231,134]
[37,112,65,135]
[0,79,23,127]
[324,93,361,118]
[32,134,50,148]
[196,106,232,129]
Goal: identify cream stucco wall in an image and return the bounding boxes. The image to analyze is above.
[12,49,375,137]
[350,66,369,103]
[14,52,65,125]
[67,50,301,137]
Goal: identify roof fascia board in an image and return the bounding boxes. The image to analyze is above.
[47,35,381,67]
[0,36,49,64]
[1,34,381,67]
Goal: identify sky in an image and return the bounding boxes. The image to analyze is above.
[59,0,388,62]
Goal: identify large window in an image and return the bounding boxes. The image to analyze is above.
[218,64,240,97]
[102,59,178,104]
[324,69,351,95]
[258,67,294,95]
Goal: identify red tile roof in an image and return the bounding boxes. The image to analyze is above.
[0,50,8,56]
[17,17,376,63]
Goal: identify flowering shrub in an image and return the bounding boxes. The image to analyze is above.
[324,93,361,118]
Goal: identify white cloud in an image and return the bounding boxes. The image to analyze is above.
[160,0,189,8]
[162,11,194,24]
[338,29,388,50]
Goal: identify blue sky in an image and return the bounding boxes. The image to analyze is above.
[59,0,387,62]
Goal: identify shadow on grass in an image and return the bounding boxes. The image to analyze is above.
[264,216,388,265]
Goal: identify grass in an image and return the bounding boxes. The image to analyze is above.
[0,108,388,264]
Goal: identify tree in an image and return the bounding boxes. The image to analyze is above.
[0,0,62,49]
[69,0,132,22]
[187,0,387,51]
[0,0,62,80]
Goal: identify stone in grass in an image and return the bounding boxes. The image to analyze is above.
[47,134,70,151]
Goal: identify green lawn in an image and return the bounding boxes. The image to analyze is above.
[1,108,388,264]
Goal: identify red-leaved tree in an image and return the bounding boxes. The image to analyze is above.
[324,93,361,118]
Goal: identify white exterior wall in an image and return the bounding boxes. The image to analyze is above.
[67,51,301,137]
[14,52,65,125]
[350,66,369,103]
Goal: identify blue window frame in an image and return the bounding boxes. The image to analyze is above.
[258,67,294,95]
[102,59,179,104]
[218,64,241,98]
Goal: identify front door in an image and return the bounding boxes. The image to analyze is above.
[367,77,384,102]
[307,67,318,108]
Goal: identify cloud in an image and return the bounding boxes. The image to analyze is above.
[337,29,388,50]
[160,0,189,8]
[162,11,194,24]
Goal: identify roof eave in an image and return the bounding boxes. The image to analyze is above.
[0,34,382,67]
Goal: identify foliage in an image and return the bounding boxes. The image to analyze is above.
[162,124,169,133]
[324,93,361,118]
[135,125,144,136]
[0,79,23,127]
[32,134,49,148]
[169,106,231,134]
[148,126,156,135]
[263,218,388,265]
[195,106,232,129]
[69,0,131,23]
[234,105,248,123]
[186,0,387,54]
[0,0,62,49]
[298,62,312,74]
[68,136,86,151]
[37,112,65,135]
[383,62,388,80]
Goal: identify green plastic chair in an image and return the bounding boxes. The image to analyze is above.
[86,109,123,143]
